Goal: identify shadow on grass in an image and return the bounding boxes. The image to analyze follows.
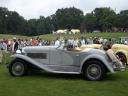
[26,70,127,81]
[28,70,82,80]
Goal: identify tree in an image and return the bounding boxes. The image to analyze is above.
[0,7,8,34]
[0,7,26,35]
[93,7,116,32]
[27,19,38,36]
[83,13,97,32]
[43,16,54,34]
[116,10,128,30]
[0,6,128,35]
[54,7,84,30]
[36,16,54,35]
[7,11,26,34]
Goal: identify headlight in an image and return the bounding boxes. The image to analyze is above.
[16,49,26,55]
[16,50,22,54]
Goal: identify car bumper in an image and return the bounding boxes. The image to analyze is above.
[113,61,126,71]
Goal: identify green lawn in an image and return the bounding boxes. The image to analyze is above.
[0,53,128,96]
[0,32,128,40]
[39,32,128,40]
[0,32,128,96]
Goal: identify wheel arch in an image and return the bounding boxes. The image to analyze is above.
[79,54,115,73]
[115,50,127,55]
[8,58,28,76]
[10,58,41,70]
[116,51,127,64]
[81,58,109,73]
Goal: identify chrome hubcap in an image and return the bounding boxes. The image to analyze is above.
[87,64,101,80]
[12,62,24,76]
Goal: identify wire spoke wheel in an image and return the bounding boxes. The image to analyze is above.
[83,60,106,81]
[117,53,127,65]
[87,64,102,80]
[12,62,25,76]
[9,59,27,76]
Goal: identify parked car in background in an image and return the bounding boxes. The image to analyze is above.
[120,37,128,44]
[80,43,128,65]
[92,30,101,33]
[7,45,125,81]
[111,44,128,65]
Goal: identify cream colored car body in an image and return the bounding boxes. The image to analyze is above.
[112,44,128,64]
[80,44,128,64]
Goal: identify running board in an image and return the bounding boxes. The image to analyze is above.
[49,71,80,74]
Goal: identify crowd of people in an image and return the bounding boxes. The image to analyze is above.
[0,37,49,53]
[0,36,114,54]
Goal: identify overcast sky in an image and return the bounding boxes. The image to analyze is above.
[0,0,128,19]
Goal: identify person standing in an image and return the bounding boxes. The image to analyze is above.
[54,37,60,47]
[80,36,85,45]
[12,37,18,53]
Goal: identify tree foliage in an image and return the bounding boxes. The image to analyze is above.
[54,7,83,30]
[84,7,117,32]
[115,10,128,29]
[0,7,128,36]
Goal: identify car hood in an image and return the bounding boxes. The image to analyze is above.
[22,46,58,51]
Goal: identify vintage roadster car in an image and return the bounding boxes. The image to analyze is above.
[7,45,125,81]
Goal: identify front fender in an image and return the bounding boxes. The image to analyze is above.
[115,49,127,55]
[10,54,53,72]
[80,54,114,73]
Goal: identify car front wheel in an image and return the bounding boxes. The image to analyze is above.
[116,53,127,65]
[83,60,106,81]
[9,59,27,77]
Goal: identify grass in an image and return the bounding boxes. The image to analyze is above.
[0,53,128,96]
[39,32,128,40]
[0,34,29,40]
[0,32,128,96]
[0,32,128,40]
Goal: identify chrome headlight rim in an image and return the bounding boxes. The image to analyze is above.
[16,49,22,54]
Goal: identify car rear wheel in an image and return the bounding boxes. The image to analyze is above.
[83,60,106,81]
[9,59,27,76]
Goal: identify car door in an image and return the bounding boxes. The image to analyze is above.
[61,50,80,66]
[49,49,62,65]
[50,49,80,66]
[49,49,80,72]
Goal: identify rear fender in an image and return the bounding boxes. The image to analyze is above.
[80,54,114,73]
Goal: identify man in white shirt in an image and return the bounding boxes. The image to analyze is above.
[54,37,60,47]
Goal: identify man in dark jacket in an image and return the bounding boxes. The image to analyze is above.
[12,37,18,53]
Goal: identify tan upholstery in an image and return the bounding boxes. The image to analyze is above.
[67,47,82,52]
